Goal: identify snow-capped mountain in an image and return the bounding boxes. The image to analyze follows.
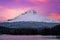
[6,10,60,23]
[0,10,60,28]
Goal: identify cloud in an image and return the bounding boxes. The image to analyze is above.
[48,12,60,20]
[0,8,19,21]
[12,0,21,2]
[28,0,49,3]
[0,6,31,22]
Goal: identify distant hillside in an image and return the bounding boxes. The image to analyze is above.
[0,22,59,28]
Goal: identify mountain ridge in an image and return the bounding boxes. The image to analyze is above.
[5,10,60,23]
[0,10,60,30]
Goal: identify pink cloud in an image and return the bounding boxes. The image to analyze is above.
[0,6,31,22]
[28,0,49,3]
[12,0,21,2]
[13,0,20,1]
[48,12,60,20]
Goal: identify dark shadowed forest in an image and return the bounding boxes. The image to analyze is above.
[0,24,60,35]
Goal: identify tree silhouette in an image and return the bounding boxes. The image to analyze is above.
[0,24,60,35]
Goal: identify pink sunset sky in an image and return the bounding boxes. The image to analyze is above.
[0,0,60,22]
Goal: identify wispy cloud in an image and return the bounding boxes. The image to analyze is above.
[48,12,60,20]
[28,0,49,4]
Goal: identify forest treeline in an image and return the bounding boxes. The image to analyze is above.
[0,25,60,35]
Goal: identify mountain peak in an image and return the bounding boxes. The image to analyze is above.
[20,10,38,16]
[28,10,37,13]
[5,10,60,23]
[23,10,37,15]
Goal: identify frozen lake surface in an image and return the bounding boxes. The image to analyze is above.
[0,35,60,40]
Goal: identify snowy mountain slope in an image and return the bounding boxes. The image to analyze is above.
[6,10,60,23]
[0,10,60,28]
